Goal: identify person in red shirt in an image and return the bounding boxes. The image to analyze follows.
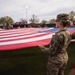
[68,64,75,75]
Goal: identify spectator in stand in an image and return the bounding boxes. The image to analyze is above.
[69,21,73,27]
[73,21,75,27]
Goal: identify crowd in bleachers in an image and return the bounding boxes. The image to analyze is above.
[0,21,75,29]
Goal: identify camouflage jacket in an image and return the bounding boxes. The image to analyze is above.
[42,28,71,57]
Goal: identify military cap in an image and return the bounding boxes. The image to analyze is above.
[56,13,69,21]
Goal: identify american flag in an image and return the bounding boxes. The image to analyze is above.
[0,28,75,51]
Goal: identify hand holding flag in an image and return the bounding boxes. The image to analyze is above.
[37,44,45,52]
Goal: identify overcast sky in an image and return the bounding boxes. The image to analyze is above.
[0,0,75,22]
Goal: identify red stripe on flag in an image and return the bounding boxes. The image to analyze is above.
[0,33,51,42]
[0,38,51,51]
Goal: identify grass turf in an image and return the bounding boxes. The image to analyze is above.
[0,42,75,75]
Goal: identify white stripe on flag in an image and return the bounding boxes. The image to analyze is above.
[0,32,50,41]
[0,33,54,46]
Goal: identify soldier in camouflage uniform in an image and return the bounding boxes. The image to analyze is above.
[38,13,71,75]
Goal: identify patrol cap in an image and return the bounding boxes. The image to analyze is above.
[56,13,69,21]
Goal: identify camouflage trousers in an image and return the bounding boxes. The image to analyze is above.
[47,60,68,75]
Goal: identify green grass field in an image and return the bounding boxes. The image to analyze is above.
[0,42,75,75]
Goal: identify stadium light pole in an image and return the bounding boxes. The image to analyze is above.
[24,6,29,23]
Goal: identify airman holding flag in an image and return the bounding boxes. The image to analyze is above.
[38,13,71,75]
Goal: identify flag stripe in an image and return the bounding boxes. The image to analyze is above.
[0,33,54,46]
[0,33,51,42]
[0,39,51,51]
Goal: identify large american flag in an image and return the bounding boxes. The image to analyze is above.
[0,28,75,51]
